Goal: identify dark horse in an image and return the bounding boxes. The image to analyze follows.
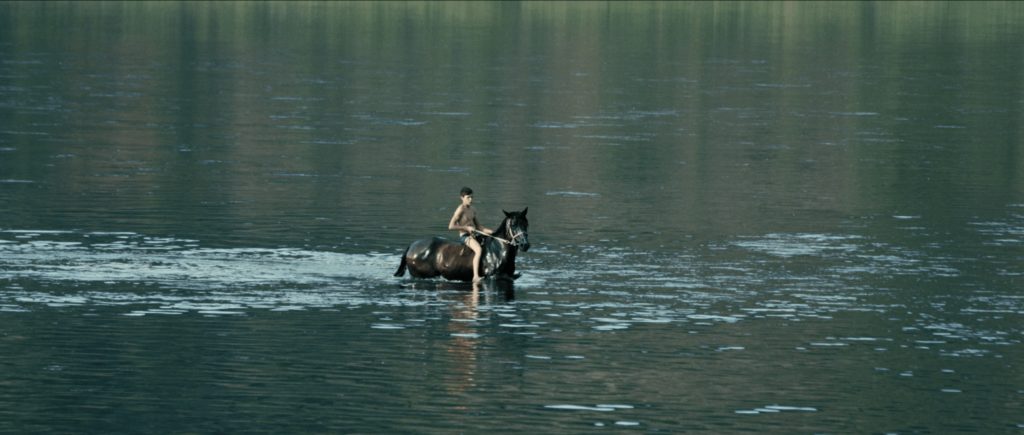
[394,208,530,282]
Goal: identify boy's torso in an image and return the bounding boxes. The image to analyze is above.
[455,205,476,235]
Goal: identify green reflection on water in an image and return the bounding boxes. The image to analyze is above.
[2,2,1020,246]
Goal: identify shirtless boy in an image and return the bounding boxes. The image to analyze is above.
[448,187,493,282]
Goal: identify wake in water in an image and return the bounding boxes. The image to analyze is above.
[1,229,395,286]
[0,229,405,315]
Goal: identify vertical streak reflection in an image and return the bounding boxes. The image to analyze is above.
[443,283,481,401]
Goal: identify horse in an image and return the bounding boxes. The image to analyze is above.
[394,208,530,282]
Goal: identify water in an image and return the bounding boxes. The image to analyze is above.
[2,2,1023,433]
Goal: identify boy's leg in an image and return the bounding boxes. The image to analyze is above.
[467,237,483,281]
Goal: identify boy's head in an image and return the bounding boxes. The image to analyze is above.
[460,187,474,206]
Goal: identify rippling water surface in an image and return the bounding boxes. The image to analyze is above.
[2,2,1023,433]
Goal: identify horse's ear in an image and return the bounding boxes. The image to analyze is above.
[521,207,528,217]
[503,210,511,217]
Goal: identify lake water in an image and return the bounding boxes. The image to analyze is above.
[2,2,1023,433]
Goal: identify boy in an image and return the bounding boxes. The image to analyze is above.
[448,187,493,282]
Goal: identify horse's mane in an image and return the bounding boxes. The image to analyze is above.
[495,216,511,238]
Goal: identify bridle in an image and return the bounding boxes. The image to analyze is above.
[475,218,527,247]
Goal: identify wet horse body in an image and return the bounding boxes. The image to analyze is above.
[395,209,529,282]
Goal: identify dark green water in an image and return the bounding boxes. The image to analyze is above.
[1,2,1023,433]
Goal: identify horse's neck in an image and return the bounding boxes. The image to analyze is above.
[496,224,517,274]
[485,219,516,274]
[489,240,515,276]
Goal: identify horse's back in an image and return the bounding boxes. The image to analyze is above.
[407,236,459,261]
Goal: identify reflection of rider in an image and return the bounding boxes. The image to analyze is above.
[443,281,482,399]
[448,187,492,282]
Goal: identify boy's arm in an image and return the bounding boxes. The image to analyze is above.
[448,207,469,232]
[472,215,491,234]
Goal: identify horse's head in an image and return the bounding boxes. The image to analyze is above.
[502,207,530,252]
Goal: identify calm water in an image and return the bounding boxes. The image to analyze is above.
[2,2,1023,433]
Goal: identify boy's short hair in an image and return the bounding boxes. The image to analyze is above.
[460,187,473,197]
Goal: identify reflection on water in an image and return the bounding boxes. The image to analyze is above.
[2,1,1024,433]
